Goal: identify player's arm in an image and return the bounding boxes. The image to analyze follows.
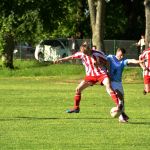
[127,59,143,64]
[54,55,74,63]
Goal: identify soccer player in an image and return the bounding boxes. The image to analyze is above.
[136,35,145,54]
[139,43,150,95]
[54,43,123,117]
[107,48,142,122]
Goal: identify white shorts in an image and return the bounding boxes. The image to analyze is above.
[111,81,124,95]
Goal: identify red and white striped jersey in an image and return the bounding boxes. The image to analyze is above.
[140,48,150,76]
[72,50,108,76]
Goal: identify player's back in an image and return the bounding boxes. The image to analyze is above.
[92,50,107,65]
[141,48,150,67]
[140,48,150,76]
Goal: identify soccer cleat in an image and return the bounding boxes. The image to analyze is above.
[119,118,128,123]
[143,90,147,95]
[66,108,80,113]
[122,112,129,121]
[118,114,128,123]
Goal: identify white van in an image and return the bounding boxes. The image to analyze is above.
[34,39,71,62]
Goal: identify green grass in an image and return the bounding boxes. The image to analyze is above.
[0,60,85,77]
[0,77,150,150]
[0,60,144,83]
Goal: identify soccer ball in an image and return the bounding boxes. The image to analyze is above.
[110,107,121,118]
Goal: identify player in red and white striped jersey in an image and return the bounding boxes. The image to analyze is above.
[72,49,107,77]
[139,43,150,95]
[54,43,123,115]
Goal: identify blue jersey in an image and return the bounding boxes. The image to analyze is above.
[107,55,128,82]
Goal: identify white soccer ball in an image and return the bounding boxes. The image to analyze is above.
[110,107,121,118]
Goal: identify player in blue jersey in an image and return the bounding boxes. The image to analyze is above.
[107,48,142,123]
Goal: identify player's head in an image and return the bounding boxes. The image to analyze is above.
[80,41,91,54]
[116,48,126,59]
[141,34,145,39]
[92,45,97,50]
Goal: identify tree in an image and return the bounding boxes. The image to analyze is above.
[0,0,68,69]
[144,0,150,48]
[87,0,105,51]
[52,0,90,38]
[122,0,145,39]
[105,0,128,40]
[0,14,16,69]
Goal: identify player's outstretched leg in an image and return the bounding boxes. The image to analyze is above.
[66,80,90,113]
[66,92,81,113]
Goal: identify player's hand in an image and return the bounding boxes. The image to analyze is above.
[53,60,59,64]
[53,59,62,64]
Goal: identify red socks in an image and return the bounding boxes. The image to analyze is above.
[73,91,120,109]
[110,91,119,106]
[74,93,81,109]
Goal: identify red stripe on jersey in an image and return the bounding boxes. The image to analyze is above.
[83,55,91,75]
[72,52,82,59]
[70,51,107,76]
[140,48,150,76]
[88,56,97,76]
[83,55,88,65]
[93,55,102,73]
[148,50,150,76]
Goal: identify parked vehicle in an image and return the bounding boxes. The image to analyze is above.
[14,42,35,59]
[34,39,71,62]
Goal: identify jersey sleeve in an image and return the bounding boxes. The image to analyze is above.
[72,52,82,59]
[123,59,128,66]
[106,55,112,62]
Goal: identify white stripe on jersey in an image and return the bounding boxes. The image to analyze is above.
[72,51,107,76]
[140,48,150,76]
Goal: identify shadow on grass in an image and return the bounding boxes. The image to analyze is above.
[128,122,150,125]
[0,116,111,121]
[0,117,150,125]
[125,118,150,125]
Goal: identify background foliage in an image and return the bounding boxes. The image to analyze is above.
[0,0,145,45]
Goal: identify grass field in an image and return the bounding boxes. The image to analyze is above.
[0,77,150,150]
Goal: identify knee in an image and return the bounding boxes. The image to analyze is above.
[75,88,81,95]
[146,90,150,93]
[105,85,112,93]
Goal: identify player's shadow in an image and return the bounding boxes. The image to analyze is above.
[1,117,150,126]
[0,116,110,121]
[128,118,150,125]
[128,122,150,125]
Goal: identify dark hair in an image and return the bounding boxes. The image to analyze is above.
[92,45,97,48]
[117,48,126,54]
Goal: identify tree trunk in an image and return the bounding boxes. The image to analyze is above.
[2,32,15,69]
[76,0,85,39]
[144,0,150,48]
[88,0,105,51]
